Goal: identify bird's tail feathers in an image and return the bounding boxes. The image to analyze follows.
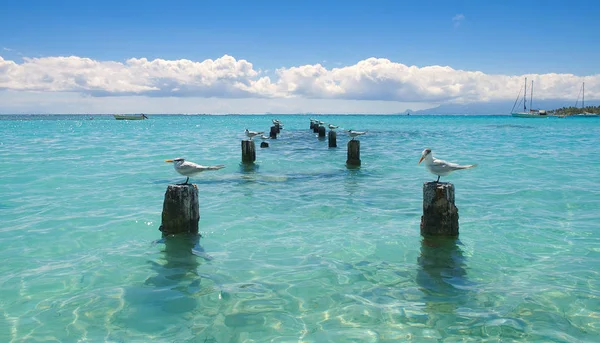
[209,164,226,170]
[462,164,477,169]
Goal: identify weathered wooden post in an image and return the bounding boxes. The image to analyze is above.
[313,124,320,133]
[159,184,200,236]
[310,121,315,130]
[420,182,459,236]
[260,141,269,148]
[275,124,281,134]
[346,140,361,166]
[241,140,256,164]
[269,126,278,139]
[328,130,337,148]
[318,125,326,138]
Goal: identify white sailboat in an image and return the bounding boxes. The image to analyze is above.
[511,77,548,118]
[574,82,598,117]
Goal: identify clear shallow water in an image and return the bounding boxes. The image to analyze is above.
[0,114,599,342]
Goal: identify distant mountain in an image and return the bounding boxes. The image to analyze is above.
[412,100,600,115]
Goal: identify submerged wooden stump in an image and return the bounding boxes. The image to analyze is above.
[346,140,361,166]
[260,141,269,148]
[318,126,326,138]
[420,182,459,237]
[159,184,200,236]
[241,140,256,164]
[328,130,337,148]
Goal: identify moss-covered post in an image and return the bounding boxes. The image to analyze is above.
[241,140,256,164]
[346,140,360,166]
[420,182,459,236]
[269,126,278,139]
[159,184,200,236]
[318,125,326,138]
[328,130,337,148]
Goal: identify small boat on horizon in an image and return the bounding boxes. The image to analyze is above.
[511,77,548,118]
[114,114,148,120]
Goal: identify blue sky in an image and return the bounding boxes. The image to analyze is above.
[0,0,598,113]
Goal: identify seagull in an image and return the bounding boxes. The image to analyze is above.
[165,158,225,185]
[272,119,282,125]
[328,124,339,130]
[245,129,264,140]
[348,130,367,140]
[418,148,477,182]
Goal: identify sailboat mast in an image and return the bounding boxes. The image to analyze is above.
[524,77,527,112]
[530,80,534,111]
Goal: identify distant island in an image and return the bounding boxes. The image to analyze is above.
[548,105,600,116]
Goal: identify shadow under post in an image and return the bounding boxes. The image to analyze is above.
[416,236,472,335]
[239,162,260,174]
[115,234,211,337]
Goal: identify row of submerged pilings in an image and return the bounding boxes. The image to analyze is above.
[308,118,361,165]
[160,118,460,251]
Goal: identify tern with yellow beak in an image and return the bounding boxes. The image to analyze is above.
[165,158,225,185]
[418,148,477,182]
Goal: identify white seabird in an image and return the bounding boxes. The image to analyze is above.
[328,124,339,130]
[347,130,367,140]
[418,148,477,182]
[165,158,225,185]
[245,129,264,140]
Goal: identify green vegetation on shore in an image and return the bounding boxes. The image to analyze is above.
[548,106,600,116]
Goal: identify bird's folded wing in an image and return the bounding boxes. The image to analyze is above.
[179,163,204,173]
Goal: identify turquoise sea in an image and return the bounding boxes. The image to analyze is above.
[1,114,599,342]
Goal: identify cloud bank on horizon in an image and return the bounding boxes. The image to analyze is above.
[0,54,597,105]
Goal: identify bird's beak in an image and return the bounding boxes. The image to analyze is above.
[418,156,424,165]
[165,159,173,163]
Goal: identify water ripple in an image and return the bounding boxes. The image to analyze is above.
[1,115,599,342]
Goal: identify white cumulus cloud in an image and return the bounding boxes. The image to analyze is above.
[0,54,598,104]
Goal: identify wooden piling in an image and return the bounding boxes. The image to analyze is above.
[260,141,269,148]
[313,125,320,133]
[241,140,256,164]
[310,121,315,130]
[159,184,200,236]
[420,182,459,237]
[328,130,337,148]
[346,140,361,166]
[269,126,278,139]
[318,126,326,137]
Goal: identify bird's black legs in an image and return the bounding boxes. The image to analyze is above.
[436,175,440,183]
[177,177,190,185]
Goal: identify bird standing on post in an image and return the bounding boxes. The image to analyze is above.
[348,130,367,140]
[418,148,477,182]
[165,158,225,185]
[245,129,264,140]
